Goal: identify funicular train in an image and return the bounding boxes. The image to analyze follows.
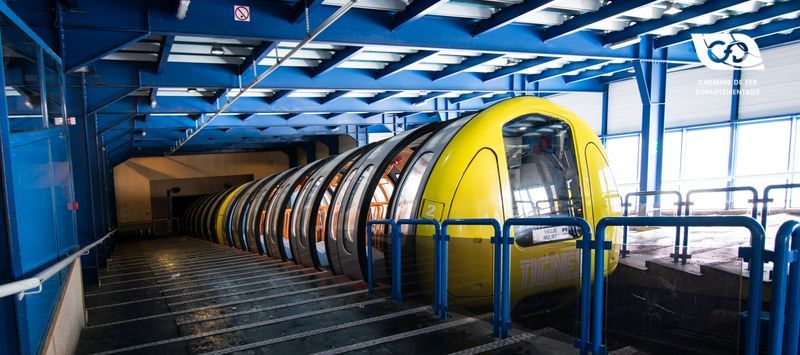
[183,97,622,309]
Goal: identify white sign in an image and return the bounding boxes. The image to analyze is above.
[234,5,250,22]
[692,33,765,70]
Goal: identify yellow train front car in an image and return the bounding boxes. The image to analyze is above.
[184,96,622,313]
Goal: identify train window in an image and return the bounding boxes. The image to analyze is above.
[503,114,583,247]
[394,152,433,224]
[330,167,360,245]
[344,166,374,253]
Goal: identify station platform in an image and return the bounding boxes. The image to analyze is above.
[76,237,579,354]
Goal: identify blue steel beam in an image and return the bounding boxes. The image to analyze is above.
[63,29,150,72]
[312,46,363,78]
[368,91,405,104]
[266,89,294,104]
[155,35,174,74]
[483,57,559,82]
[320,90,349,104]
[375,50,438,79]
[482,92,513,104]
[449,92,488,104]
[47,0,702,64]
[473,0,556,36]
[564,62,631,83]
[603,0,751,46]
[79,61,603,93]
[240,41,278,76]
[391,0,450,31]
[542,0,660,41]
[211,88,230,104]
[655,1,800,48]
[412,91,448,105]
[292,0,320,24]
[739,17,800,41]
[433,53,504,81]
[87,86,140,116]
[526,59,607,83]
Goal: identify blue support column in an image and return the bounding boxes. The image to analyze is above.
[76,73,101,284]
[633,35,667,208]
[600,85,609,145]
[726,69,742,208]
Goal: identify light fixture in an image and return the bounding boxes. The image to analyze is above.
[23,97,34,109]
[176,0,190,20]
[150,99,157,108]
[137,130,147,137]
[210,43,224,55]
[187,88,199,94]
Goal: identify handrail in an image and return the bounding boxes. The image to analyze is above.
[766,220,800,355]
[396,219,440,310]
[0,228,118,300]
[682,186,759,264]
[502,217,592,346]
[622,190,682,261]
[440,219,502,330]
[595,216,765,355]
[365,220,397,299]
[761,183,800,228]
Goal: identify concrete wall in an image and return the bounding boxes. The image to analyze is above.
[113,151,289,224]
[42,260,85,355]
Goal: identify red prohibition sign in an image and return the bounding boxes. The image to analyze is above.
[234,6,250,21]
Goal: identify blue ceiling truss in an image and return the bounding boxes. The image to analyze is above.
[7,0,800,164]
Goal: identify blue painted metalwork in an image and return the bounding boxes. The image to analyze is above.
[621,190,683,260]
[595,216,765,355]
[365,219,398,300]
[761,184,800,228]
[542,0,659,41]
[375,50,439,80]
[440,219,502,327]
[472,0,556,36]
[484,57,559,82]
[391,0,449,31]
[433,54,504,81]
[526,59,608,84]
[634,35,667,195]
[565,63,632,84]
[396,218,441,311]
[766,220,800,355]
[502,218,592,341]
[683,186,758,264]
[312,46,363,78]
[156,35,174,75]
[655,1,800,48]
[603,0,751,46]
[240,41,278,76]
[266,89,294,105]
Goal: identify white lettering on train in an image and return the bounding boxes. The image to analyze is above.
[518,251,579,289]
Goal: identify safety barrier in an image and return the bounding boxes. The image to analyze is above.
[440,219,503,331]
[396,219,441,311]
[0,228,118,300]
[761,183,800,228]
[367,214,783,353]
[502,218,593,345]
[681,186,759,264]
[594,216,765,355]
[766,220,800,355]
[622,191,682,261]
[365,219,399,301]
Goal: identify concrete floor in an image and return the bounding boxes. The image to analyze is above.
[76,237,578,354]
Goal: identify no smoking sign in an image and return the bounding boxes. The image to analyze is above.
[234,5,250,22]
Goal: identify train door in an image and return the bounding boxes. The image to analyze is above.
[501,114,585,306]
[333,123,443,281]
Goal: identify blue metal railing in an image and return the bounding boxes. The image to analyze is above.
[396,218,441,310]
[440,218,503,332]
[622,191,683,261]
[502,218,593,346]
[766,220,800,355]
[682,186,759,264]
[365,219,400,301]
[594,216,765,355]
[761,183,800,228]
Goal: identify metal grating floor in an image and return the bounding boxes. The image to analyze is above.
[76,237,575,354]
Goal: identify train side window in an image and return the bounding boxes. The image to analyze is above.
[502,114,583,247]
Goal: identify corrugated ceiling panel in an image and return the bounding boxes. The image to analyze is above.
[607,79,642,134]
[739,42,800,120]
[547,92,603,134]
[665,66,731,128]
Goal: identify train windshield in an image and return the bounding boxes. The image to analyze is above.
[503,114,583,247]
